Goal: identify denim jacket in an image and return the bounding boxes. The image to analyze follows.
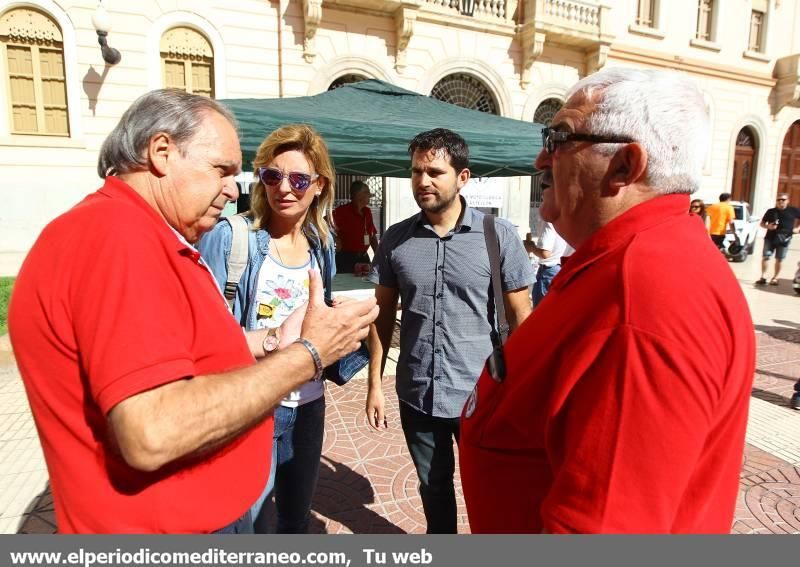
[198,215,335,331]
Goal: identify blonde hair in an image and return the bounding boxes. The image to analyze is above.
[250,124,335,247]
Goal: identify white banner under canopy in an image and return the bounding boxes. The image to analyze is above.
[460,177,504,209]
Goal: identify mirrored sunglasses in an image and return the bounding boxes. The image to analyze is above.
[257,167,319,193]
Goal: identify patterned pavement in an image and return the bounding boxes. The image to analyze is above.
[2,249,799,533]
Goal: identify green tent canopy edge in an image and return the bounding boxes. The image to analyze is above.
[220,79,544,178]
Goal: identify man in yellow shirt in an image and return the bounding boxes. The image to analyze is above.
[706,193,736,251]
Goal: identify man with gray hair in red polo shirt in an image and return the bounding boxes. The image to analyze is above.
[9,89,377,533]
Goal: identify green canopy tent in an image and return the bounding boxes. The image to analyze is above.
[221,80,544,178]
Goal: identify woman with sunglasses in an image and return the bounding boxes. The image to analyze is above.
[199,124,336,533]
[689,198,709,232]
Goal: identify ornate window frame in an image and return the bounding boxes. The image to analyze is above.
[307,56,396,95]
[0,1,81,143]
[147,11,226,98]
[522,85,568,123]
[160,26,215,97]
[429,73,500,115]
[419,58,511,118]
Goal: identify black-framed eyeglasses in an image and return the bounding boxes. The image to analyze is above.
[257,167,319,193]
[541,127,635,154]
[777,198,788,202]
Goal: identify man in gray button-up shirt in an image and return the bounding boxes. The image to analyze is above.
[366,128,534,533]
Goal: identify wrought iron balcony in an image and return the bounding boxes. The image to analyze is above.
[422,0,516,20]
[321,0,514,20]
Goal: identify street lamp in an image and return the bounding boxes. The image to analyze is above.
[460,0,477,17]
[91,1,121,65]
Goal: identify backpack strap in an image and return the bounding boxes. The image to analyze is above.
[224,214,249,312]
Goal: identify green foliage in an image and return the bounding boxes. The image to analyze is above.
[0,277,15,336]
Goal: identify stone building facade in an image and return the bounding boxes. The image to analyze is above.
[1,0,799,274]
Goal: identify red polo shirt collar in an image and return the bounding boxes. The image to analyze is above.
[554,193,690,291]
[97,176,203,262]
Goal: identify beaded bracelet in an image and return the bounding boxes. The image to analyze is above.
[293,338,324,382]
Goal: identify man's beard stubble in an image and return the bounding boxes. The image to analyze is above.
[415,188,459,215]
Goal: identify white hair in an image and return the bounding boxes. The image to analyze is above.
[567,67,709,194]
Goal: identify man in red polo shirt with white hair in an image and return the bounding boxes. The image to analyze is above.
[9,89,377,533]
[460,67,755,533]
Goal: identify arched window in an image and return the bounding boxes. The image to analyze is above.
[0,7,69,135]
[160,27,214,97]
[533,98,562,127]
[430,73,498,115]
[736,128,755,147]
[328,73,367,90]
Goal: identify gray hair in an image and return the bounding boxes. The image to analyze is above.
[97,89,238,178]
[567,67,709,194]
[349,179,370,200]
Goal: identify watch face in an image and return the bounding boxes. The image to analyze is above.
[263,333,280,353]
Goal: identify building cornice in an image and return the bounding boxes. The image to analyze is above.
[609,45,776,88]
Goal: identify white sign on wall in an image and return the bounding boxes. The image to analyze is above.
[460,177,504,209]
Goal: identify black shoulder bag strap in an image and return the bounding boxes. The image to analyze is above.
[311,243,334,307]
[483,214,507,381]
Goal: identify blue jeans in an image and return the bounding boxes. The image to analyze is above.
[251,396,325,533]
[399,402,460,534]
[533,263,561,307]
[213,510,253,534]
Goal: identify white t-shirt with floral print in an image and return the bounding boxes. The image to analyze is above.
[255,252,323,407]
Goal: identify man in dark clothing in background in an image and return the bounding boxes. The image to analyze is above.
[756,193,800,286]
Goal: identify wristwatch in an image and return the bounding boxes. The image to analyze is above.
[262,327,281,355]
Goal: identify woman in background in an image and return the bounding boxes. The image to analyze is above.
[690,198,710,233]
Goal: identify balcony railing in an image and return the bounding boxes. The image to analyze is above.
[525,0,609,42]
[423,0,516,21]
[516,0,613,86]
[322,1,515,22]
